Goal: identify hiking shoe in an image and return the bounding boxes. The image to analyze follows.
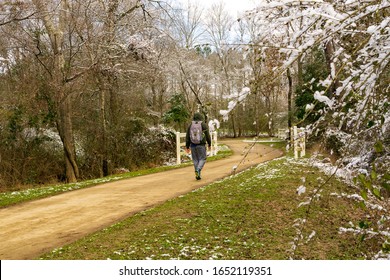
[195,170,201,180]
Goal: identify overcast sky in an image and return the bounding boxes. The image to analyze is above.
[196,0,256,11]
[175,0,257,16]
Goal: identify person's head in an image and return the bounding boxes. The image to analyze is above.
[193,112,203,121]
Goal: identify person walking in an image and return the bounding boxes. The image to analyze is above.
[186,112,212,180]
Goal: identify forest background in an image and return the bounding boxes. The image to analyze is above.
[0,0,388,201]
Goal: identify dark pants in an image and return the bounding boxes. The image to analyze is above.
[190,144,207,172]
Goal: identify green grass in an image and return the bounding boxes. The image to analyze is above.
[0,146,232,208]
[40,156,377,260]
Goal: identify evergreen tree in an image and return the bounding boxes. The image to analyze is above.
[295,48,329,126]
[163,93,190,131]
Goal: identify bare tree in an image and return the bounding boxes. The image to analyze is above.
[204,2,238,135]
[0,1,35,26]
[31,0,82,182]
[94,0,144,176]
[168,0,205,49]
[159,1,212,120]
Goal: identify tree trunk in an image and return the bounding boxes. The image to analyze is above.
[256,93,260,136]
[95,0,120,177]
[109,75,119,128]
[56,93,79,182]
[33,0,79,183]
[297,54,303,89]
[150,81,159,126]
[287,67,293,129]
[324,40,339,96]
[231,112,237,138]
[264,95,273,137]
[100,86,109,177]
[107,0,120,129]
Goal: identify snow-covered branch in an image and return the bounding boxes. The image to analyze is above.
[219,87,250,121]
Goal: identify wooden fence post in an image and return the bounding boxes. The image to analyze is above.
[176,132,187,165]
[293,126,306,159]
[301,129,306,157]
[211,131,218,156]
[293,126,297,159]
[176,132,181,165]
[176,131,218,164]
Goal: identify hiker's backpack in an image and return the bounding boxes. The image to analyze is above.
[190,121,203,144]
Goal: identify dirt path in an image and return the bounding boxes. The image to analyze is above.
[0,139,283,260]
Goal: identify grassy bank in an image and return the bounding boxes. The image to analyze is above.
[40,156,377,260]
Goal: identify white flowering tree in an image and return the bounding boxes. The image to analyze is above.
[235,0,389,174]
[236,0,389,259]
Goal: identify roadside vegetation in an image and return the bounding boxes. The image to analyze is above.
[40,152,383,260]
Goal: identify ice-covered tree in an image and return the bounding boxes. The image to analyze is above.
[238,0,389,259]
